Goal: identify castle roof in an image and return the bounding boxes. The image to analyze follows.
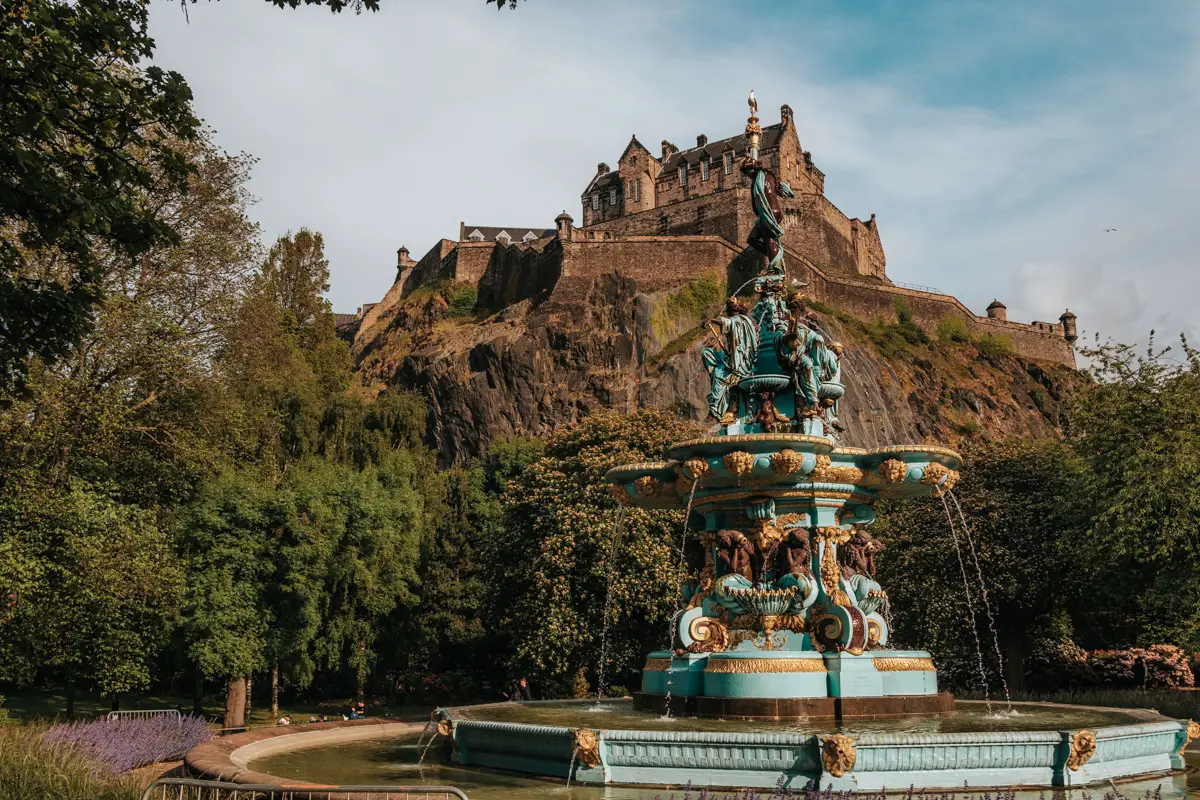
[581,170,622,197]
[987,299,1006,310]
[462,225,554,244]
[660,123,786,171]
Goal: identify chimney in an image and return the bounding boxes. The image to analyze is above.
[661,140,678,161]
[697,134,708,148]
[1060,309,1078,343]
[781,104,794,128]
[555,210,574,241]
[986,299,1007,322]
[597,162,610,174]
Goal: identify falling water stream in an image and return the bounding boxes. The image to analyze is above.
[939,492,993,714]
[661,479,700,718]
[949,489,1013,708]
[594,507,628,704]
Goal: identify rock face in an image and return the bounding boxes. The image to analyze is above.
[352,273,1077,466]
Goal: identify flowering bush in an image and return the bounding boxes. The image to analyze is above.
[1088,645,1195,689]
[43,714,214,774]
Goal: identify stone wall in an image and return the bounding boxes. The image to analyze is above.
[397,238,456,297]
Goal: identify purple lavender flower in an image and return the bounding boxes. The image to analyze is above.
[43,714,214,773]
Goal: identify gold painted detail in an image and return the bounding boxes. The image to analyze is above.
[608,484,632,506]
[634,476,661,497]
[1067,730,1097,771]
[866,619,883,645]
[672,433,833,451]
[872,657,935,672]
[817,527,852,605]
[643,658,672,672]
[723,451,756,476]
[1180,720,1200,755]
[573,728,602,769]
[878,459,909,484]
[822,734,857,777]
[436,718,452,737]
[682,458,712,480]
[810,613,843,653]
[770,449,805,475]
[705,657,827,673]
[777,512,807,527]
[811,454,865,484]
[920,462,961,496]
[686,616,727,654]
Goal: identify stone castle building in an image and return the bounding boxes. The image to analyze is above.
[360,103,1078,368]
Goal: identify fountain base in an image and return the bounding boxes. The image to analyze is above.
[632,690,954,721]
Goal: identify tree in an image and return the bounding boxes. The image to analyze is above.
[872,438,1085,692]
[482,411,701,697]
[0,476,183,712]
[177,472,277,728]
[1066,334,1200,651]
[1,0,200,397]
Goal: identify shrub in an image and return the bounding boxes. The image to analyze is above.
[936,315,971,343]
[976,333,1016,358]
[1088,645,1196,689]
[43,715,214,774]
[0,725,139,800]
[444,282,478,317]
[893,296,914,325]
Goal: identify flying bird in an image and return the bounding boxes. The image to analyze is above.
[1103,228,1117,232]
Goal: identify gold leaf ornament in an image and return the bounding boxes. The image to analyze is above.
[1067,730,1097,771]
[682,458,712,480]
[822,734,857,777]
[878,458,909,484]
[769,449,805,475]
[634,476,661,497]
[572,727,602,768]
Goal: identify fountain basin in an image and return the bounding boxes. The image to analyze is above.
[440,699,1192,792]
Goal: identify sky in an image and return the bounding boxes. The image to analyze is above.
[147,0,1200,348]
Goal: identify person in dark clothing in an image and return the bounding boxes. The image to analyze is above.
[508,677,532,701]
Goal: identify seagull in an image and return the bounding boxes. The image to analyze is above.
[748,89,757,116]
[1103,228,1117,232]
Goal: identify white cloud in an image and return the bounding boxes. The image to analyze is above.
[147,0,1199,347]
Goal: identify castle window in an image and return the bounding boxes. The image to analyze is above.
[496,231,512,245]
[468,229,485,242]
[679,164,687,187]
[522,231,538,243]
[723,151,733,174]
[591,194,600,211]
[701,157,709,181]
[609,187,617,206]
[635,178,641,202]
[659,215,669,234]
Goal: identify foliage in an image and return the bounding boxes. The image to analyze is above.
[0,724,139,800]
[43,715,213,773]
[1,0,200,397]
[482,410,702,695]
[975,333,1015,358]
[0,478,183,695]
[874,438,1085,691]
[936,315,971,343]
[444,282,479,317]
[1088,645,1195,689]
[649,271,726,345]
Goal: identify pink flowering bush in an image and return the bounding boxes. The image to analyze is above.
[1088,644,1195,688]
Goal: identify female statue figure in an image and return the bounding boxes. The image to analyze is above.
[703,297,759,423]
[741,157,795,276]
[715,529,755,581]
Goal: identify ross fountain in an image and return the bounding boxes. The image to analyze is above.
[428,94,1197,793]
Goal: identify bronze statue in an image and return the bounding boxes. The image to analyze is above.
[839,531,883,579]
[715,529,756,581]
[777,527,813,577]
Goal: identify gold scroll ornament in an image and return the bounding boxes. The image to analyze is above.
[1067,730,1097,771]
[723,450,756,477]
[816,526,852,606]
[872,657,935,672]
[572,728,601,769]
[811,454,864,484]
[1180,720,1200,755]
[822,734,857,777]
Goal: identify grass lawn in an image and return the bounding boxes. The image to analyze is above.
[1,688,434,727]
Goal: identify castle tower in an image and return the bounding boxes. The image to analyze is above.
[1060,309,1078,343]
[986,300,1007,322]
[396,246,415,281]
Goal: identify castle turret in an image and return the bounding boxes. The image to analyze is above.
[396,246,415,281]
[1060,309,1078,343]
[781,104,794,128]
[986,299,1007,322]
[555,211,574,241]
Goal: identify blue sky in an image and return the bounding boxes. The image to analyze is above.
[148,0,1199,346]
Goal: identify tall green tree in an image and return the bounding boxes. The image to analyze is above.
[0,476,183,711]
[1,0,199,397]
[483,411,701,697]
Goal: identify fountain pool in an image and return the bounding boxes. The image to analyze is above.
[246,701,1200,799]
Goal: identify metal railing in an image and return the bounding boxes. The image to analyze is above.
[107,709,182,721]
[142,778,469,800]
[889,279,944,295]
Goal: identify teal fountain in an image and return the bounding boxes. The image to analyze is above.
[431,93,1196,793]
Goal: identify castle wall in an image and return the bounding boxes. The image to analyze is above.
[583,189,751,250]
[398,239,457,297]
[477,239,561,311]
[790,256,1075,366]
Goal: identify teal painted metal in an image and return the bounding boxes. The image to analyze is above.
[446,712,1191,791]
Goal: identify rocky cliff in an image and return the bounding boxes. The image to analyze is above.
[351,272,1078,465]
